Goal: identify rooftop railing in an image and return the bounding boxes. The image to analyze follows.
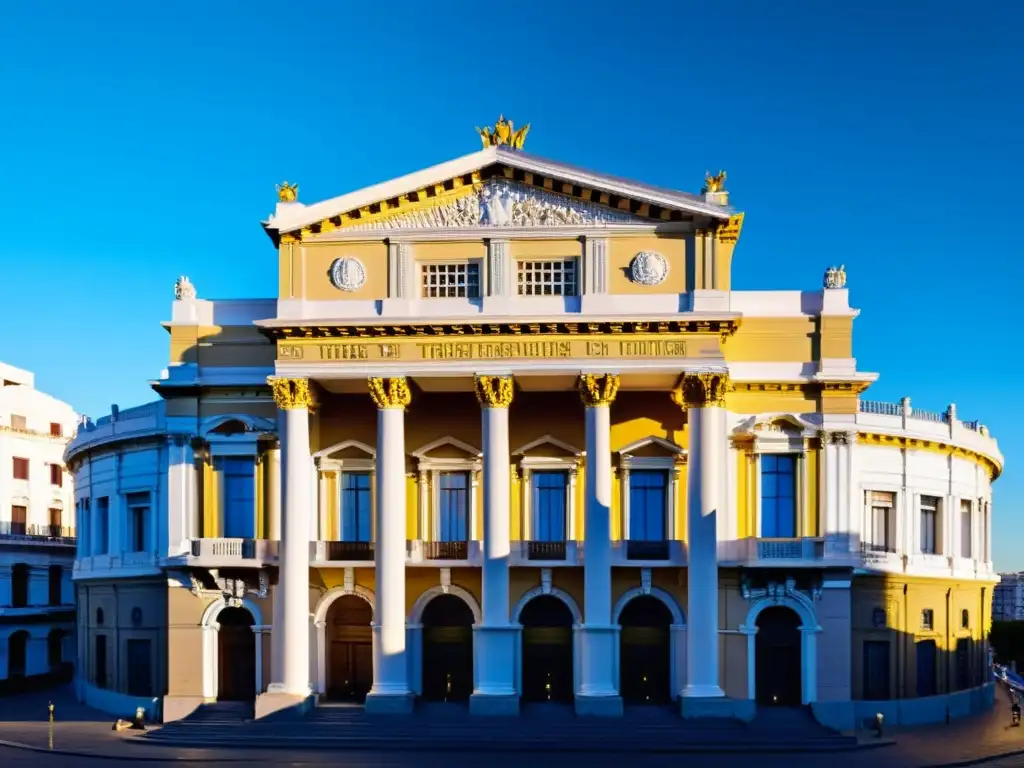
[858,397,985,433]
[0,523,76,544]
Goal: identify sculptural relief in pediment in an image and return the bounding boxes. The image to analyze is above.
[340,179,648,232]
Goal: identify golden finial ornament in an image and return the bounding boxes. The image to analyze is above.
[476,115,530,150]
[276,181,299,203]
[701,170,727,195]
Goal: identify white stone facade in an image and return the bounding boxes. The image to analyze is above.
[0,362,77,687]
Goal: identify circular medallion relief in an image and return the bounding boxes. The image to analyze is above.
[629,251,669,286]
[329,257,366,292]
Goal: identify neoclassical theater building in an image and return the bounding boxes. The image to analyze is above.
[66,118,1001,728]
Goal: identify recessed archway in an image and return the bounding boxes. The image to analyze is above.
[325,595,373,701]
[421,594,475,702]
[754,606,802,705]
[200,597,263,702]
[618,596,673,704]
[519,595,574,702]
[217,607,256,701]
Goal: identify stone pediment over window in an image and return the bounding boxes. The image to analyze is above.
[201,414,276,439]
[733,415,814,452]
[412,436,482,470]
[316,439,375,472]
[618,436,685,461]
[513,434,583,460]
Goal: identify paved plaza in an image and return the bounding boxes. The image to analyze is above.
[1,684,1024,766]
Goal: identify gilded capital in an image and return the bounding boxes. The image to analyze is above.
[674,372,730,409]
[474,375,514,408]
[368,377,411,409]
[268,377,316,410]
[577,374,620,408]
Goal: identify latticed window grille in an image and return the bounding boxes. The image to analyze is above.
[421,263,480,298]
[517,259,578,296]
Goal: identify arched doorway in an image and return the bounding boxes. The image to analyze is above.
[7,631,28,678]
[519,596,574,702]
[755,606,802,706]
[217,607,256,701]
[421,594,474,702]
[325,595,373,701]
[619,596,672,704]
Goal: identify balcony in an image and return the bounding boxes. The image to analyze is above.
[527,541,567,561]
[406,539,482,565]
[181,538,278,567]
[0,523,76,547]
[625,540,671,561]
[718,537,825,565]
[610,539,686,566]
[311,540,375,564]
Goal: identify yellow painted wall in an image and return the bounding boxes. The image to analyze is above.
[508,239,582,259]
[413,241,486,263]
[169,325,274,368]
[725,318,817,363]
[819,316,854,359]
[606,235,688,295]
[297,241,389,301]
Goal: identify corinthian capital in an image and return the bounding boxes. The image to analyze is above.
[474,375,514,408]
[268,377,316,410]
[368,377,411,409]
[577,374,620,407]
[675,372,730,409]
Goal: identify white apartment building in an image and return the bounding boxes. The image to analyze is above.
[993,573,1024,622]
[0,361,77,690]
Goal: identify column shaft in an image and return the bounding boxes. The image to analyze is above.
[266,446,282,541]
[471,376,517,713]
[366,377,413,712]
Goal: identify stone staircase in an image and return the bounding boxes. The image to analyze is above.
[144,702,880,753]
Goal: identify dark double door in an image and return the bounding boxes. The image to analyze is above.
[619,596,672,705]
[326,596,373,702]
[755,607,802,706]
[422,595,474,702]
[218,608,256,701]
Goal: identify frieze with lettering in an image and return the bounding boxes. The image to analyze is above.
[277,335,721,363]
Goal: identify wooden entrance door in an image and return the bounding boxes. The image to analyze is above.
[218,607,256,701]
[755,606,802,706]
[326,595,373,701]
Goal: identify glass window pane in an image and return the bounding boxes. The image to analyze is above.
[760,454,797,538]
[629,470,667,540]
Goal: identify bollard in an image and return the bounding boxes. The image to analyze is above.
[874,712,884,738]
[48,702,54,751]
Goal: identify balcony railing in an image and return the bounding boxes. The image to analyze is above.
[625,540,671,561]
[757,538,825,560]
[0,522,76,544]
[421,541,469,560]
[860,542,897,554]
[324,541,374,561]
[527,541,567,561]
[187,538,277,562]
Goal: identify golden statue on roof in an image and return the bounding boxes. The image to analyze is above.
[276,181,299,203]
[701,170,727,194]
[476,115,530,150]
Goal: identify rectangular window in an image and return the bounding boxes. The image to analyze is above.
[438,472,469,542]
[421,262,480,298]
[863,640,891,700]
[628,469,668,540]
[48,565,62,606]
[219,457,255,539]
[50,464,62,486]
[983,502,990,562]
[131,506,147,552]
[867,491,894,551]
[126,639,153,697]
[49,422,62,437]
[533,471,568,542]
[48,507,62,537]
[517,259,578,296]
[12,457,28,480]
[78,499,90,557]
[960,499,972,559]
[956,638,972,690]
[341,472,372,542]
[10,504,27,536]
[95,497,110,555]
[921,608,934,630]
[920,496,940,554]
[916,639,937,697]
[10,414,26,430]
[95,634,108,689]
[760,454,797,538]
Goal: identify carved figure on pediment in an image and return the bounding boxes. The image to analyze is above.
[174,276,196,301]
[824,265,847,289]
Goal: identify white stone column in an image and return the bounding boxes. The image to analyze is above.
[470,375,518,715]
[679,372,728,714]
[575,374,622,716]
[365,377,413,713]
[259,378,314,716]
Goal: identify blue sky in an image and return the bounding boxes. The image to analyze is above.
[0,2,1020,566]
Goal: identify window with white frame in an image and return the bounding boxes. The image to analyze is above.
[341,472,372,542]
[315,441,377,543]
[421,262,480,298]
[514,436,582,544]
[760,454,797,538]
[217,456,256,539]
[618,437,683,542]
[517,259,578,296]
[866,491,895,552]
[126,492,149,553]
[960,499,972,559]
[747,420,808,540]
[412,437,481,543]
[920,495,941,555]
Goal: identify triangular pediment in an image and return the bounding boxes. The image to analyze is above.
[265,146,733,242]
[513,434,582,458]
[618,435,684,458]
[411,436,481,460]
